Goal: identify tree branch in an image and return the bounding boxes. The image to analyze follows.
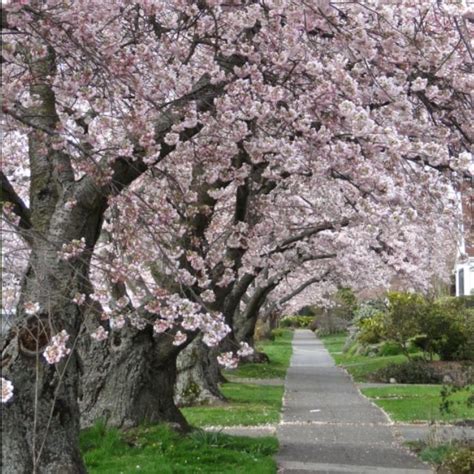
[270,220,349,255]
[0,171,32,232]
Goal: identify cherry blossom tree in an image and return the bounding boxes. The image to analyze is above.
[1,1,472,472]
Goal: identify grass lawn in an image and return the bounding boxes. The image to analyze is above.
[320,332,419,382]
[182,330,293,427]
[361,385,474,423]
[182,383,284,426]
[81,423,278,473]
[225,330,293,379]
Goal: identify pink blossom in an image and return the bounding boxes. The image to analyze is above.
[172,331,187,346]
[153,319,172,334]
[217,352,239,369]
[1,378,14,403]
[64,199,77,210]
[91,326,109,342]
[43,330,71,364]
[116,296,129,309]
[109,314,126,330]
[411,77,428,91]
[59,238,86,261]
[72,293,86,305]
[201,290,216,303]
[237,342,254,358]
[24,301,40,315]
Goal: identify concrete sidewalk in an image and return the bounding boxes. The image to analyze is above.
[276,330,433,473]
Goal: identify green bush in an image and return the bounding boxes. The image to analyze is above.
[333,287,358,320]
[355,293,474,362]
[315,324,348,337]
[382,292,427,357]
[371,360,443,384]
[270,328,285,339]
[377,341,404,357]
[311,312,349,336]
[357,311,386,345]
[279,315,314,328]
[415,441,474,473]
[441,446,474,474]
[415,298,474,361]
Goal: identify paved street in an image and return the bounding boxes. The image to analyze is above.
[276,330,433,474]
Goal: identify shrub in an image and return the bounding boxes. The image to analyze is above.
[371,360,443,384]
[441,446,474,474]
[377,341,404,357]
[279,315,313,328]
[333,287,358,320]
[357,311,386,345]
[354,302,383,322]
[270,328,285,339]
[356,293,474,362]
[415,298,474,361]
[382,292,427,357]
[311,312,349,336]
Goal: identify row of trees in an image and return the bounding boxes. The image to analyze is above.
[1,1,472,472]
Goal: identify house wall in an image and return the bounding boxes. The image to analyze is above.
[455,259,474,296]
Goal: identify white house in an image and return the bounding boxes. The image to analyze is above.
[455,176,474,296]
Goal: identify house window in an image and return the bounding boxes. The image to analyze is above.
[458,269,465,296]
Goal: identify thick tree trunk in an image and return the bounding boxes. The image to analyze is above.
[235,310,258,347]
[79,325,188,430]
[1,314,85,474]
[174,338,225,407]
[1,233,98,473]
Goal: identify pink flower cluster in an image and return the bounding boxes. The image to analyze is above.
[24,301,40,315]
[237,342,254,358]
[172,331,187,346]
[43,330,71,364]
[1,378,14,403]
[91,326,109,342]
[217,352,239,370]
[59,238,86,261]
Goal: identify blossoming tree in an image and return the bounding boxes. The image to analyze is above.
[1,1,472,472]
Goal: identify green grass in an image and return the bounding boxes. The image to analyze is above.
[321,333,474,424]
[80,332,291,472]
[320,332,420,382]
[182,330,293,427]
[416,443,452,465]
[81,422,278,473]
[319,332,347,357]
[361,385,474,423]
[182,383,284,426]
[225,330,293,379]
[182,331,293,427]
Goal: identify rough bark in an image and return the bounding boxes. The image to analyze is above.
[79,325,188,430]
[1,314,85,474]
[1,208,102,473]
[174,337,225,407]
[235,283,276,347]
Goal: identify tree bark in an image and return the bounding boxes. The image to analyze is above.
[174,337,225,407]
[1,210,102,473]
[79,325,188,430]
[1,314,85,474]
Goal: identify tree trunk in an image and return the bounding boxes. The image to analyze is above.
[1,227,99,473]
[174,338,225,407]
[79,325,188,430]
[1,315,85,474]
